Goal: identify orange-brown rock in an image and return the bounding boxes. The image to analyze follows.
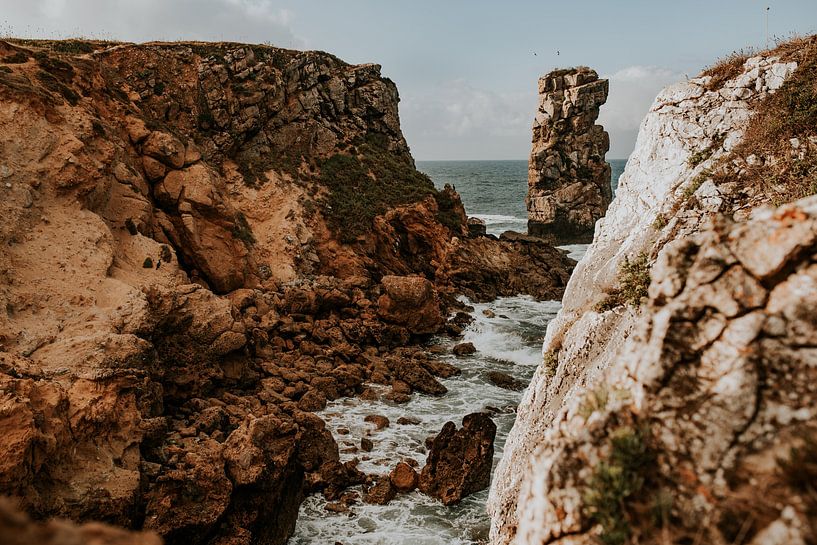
[389,462,419,492]
[377,275,444,335]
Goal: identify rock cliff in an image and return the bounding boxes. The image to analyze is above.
[491,36,817,544]
[527,67,611,243]
[0,38,574,544]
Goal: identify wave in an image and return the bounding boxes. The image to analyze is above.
[472,213,527,225]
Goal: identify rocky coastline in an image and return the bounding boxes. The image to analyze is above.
[0,38,573,544]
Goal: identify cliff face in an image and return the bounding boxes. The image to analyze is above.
[490,37,817,544]
[527,67,611,243]
[0,38,574,544]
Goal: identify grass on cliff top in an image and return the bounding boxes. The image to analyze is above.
[319,134,463,243]
[702,35,817,206]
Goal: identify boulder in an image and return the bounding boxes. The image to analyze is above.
[142,131,186,169]
[364,414,390,430]
[486,371,527,391]
[390,462,419,492]
[377,275,444,335]
[364,477,396,505]
[418,412,496,505]
[467,216,487,237]
[453,342,476,356]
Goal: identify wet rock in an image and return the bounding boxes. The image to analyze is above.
[364,414,390,430]
[363,477,396,505]
[389,358,447,396]
[396,416,421,426]
[453,342,477,356]
[467,216,487,237]
[360,438,373,452]
[486,371,527,391]
[377,275,444,335]
[390,461,419,492]
[419,412,496,505]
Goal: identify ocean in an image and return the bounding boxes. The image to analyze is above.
[417,159,627,235]
[290,159,626,544]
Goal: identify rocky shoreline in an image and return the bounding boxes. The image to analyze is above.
[0,38,574,544]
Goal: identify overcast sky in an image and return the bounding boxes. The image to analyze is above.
[1,0,815,159]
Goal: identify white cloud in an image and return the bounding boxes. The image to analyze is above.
[401,79,536,160]
[0,0,302,47]
[599,65,682,158]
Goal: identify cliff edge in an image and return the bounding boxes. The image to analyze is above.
[491,36,817,544]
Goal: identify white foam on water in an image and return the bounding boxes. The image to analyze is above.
[471,214,527,236]
[557,243,590,261]
[289,295,563,545]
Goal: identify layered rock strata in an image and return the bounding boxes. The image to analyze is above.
[527,67,611,243]
[490,45,812,544]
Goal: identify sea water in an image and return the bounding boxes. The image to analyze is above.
[290,159,625,544]
[418,159,626,236]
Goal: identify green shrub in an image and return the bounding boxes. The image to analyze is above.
[543,351,559,379]
[595,253,651,311]
[319,134,440,243]
[2,51,28,64]
[583,426,656,545]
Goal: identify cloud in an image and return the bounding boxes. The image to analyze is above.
[599,65,683,158]
[401,79,536,160]
[0,0,302,47]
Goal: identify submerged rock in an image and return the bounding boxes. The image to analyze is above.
[419,412,496,505]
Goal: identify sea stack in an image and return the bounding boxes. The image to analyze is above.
[526,67,611,243]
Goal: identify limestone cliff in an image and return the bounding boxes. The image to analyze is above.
[490,36,817,544]
[527,67,611,243]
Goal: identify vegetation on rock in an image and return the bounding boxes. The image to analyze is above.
[595,253,651,312]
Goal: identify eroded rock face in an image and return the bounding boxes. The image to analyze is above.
[489,51,808,545]
[527,67,611,243]
[419,413,496,505]
[512,196,817,545]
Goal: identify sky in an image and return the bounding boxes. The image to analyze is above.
[1,1,815,160]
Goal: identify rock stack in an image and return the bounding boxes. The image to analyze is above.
[527,67,611,243]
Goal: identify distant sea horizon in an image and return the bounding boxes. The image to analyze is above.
[417,158,627,236]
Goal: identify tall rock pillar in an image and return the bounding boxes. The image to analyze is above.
[527,67,611,243]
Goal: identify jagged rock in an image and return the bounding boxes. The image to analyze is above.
[453,342,477,356]
[527,67,611,243]
[363,477,396,505]
[419,413,496,505]
[437,235,575,302]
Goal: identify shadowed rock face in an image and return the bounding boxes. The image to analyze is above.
[527,67,611,244]
[419,412,497,505]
